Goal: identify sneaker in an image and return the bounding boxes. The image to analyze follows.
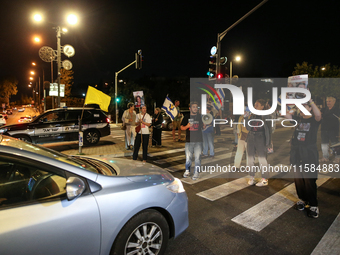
[183,170,190,178]
[192,172,199,181]
[256,178,268,187]
[308,206,319,218]
[248,176,256,185]
[295,200,306,211]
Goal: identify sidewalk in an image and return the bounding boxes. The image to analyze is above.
[59,124,234,158]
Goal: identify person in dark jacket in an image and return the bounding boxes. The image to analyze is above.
[286,99,322,218]
[320,97,340,163]
[151,108,163,147]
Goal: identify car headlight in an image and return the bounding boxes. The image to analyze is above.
[166,178,185,193]
[0,128,7,134]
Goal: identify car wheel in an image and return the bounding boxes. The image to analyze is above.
[13,135,32,143]
[84,130,100,145]
[111,209,169,255]
[167,122,173,130]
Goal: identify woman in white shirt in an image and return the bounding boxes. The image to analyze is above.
[133,106,152,162]
[122,102,136,150]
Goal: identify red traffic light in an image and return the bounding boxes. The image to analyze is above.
[217,73,223,79]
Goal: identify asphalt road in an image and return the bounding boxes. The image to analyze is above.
[4,113,339,255]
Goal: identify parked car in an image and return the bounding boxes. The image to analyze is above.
[1,113,8,120]
[6,109,12,115]
[12,107,17,111]
[0,114,6,126]
[0,135,188,255]
[0,107,110,145]
[162,109,190,130]
[18,115,32,123]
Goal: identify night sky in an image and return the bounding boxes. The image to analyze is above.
[1,0,339,101]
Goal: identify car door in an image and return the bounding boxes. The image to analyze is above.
[0,156,101,255]
[33,111,66,143]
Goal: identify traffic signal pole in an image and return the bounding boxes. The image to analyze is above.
[114,50,142,124]
[216,0,269,74]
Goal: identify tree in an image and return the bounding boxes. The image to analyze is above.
[60,68,74,97]
[292,62,340,105]
[0,76,18,105]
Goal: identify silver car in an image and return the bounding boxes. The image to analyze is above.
[0,135,188,255]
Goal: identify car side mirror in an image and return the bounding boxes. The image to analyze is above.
[66,177,85,201]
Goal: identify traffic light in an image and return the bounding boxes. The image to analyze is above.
[207,54,217,80]
[135,49,143,69]
[116,97,120,102]
[217,64,226,79]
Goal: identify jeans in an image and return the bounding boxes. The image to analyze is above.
[246,131,269,179]
[133,134,149,161]
[185,142,203,173]
[202,132,214,156]
[321,130,339,159]
[234,139,248,168]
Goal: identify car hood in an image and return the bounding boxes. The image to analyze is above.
[78,155,174,182]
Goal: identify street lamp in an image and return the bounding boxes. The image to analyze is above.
[230,56,241,78]
[33,12,77,108]
[31,62,45,112]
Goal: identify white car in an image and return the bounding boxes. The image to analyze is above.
[0,114,6,126]
[18,108,24,112]
[18,116,32,123]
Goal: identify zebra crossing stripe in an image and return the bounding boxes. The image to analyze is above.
[153,147,229,164]
[196,177,249,201]
[148,148,185,157]
[181,152,234,184]
[231,176,330,232]
[311,213,340,255]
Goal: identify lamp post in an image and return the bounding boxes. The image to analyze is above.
[33,13,77,108]
[32,63,45,112]
[230,56,241,78]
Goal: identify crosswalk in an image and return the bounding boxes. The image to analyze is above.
[149,147,340,252]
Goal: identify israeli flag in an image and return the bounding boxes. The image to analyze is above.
[162,97,178,121]
[213,88,225,110]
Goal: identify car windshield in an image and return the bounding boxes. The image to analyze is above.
[0,135,100,174]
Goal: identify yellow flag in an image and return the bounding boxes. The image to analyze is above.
[84,86,111,112]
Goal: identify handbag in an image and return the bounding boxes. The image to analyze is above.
[121,124,127,130]
[135,113,146,133]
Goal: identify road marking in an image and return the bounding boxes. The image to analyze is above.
[148,148,185,157]
[181,152,234,184]
[153,147,228,164]
[311,213,340,255]
[196,176,249,201]
[231,176,330,232]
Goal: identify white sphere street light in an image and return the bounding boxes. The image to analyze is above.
[230,56,242,78]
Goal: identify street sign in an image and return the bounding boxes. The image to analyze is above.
[49,83,65,97]
[62,60,73,70]
[79,131,83,147]
[63,44,75,57]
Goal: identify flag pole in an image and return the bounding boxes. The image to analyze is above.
[78,87,88,154]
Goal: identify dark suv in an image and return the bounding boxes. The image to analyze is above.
[0,107,110,145]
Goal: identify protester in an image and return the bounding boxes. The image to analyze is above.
[202,106,214,158]
[320,97,340,163]
[234,114,249,168]
[152,107,163,147]
[172,100,183,141]
[245,99,272,186]
[181,102,204,181]
[266,100,276,153]
[133,106,152,163]
[285,99,322,218]
[122,102,136,150]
